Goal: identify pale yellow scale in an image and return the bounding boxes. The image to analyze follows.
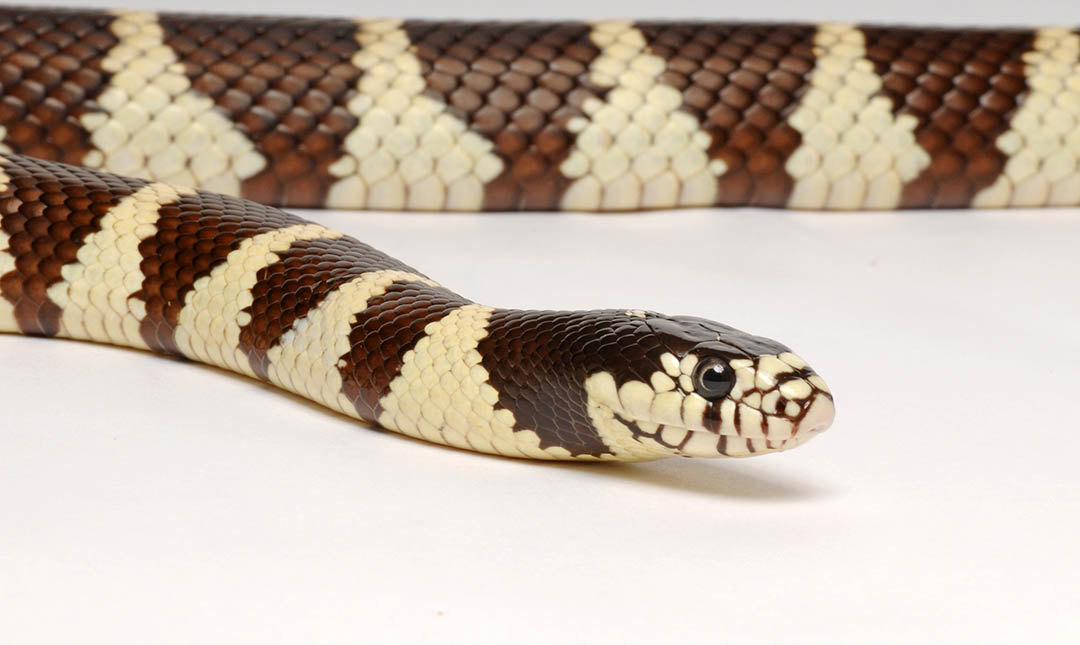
[326,20,505,211]
[172,224,343,376]
[784,24,931,210]
[80,10,267,195]
[560,21,726,211]
[975,28,1080,207]
[44,182,194,348]
[376,304,569,459]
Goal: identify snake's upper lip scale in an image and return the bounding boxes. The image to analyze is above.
[701,392,836,456]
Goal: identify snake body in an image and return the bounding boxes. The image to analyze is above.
[20,7,1080,460]
[0,152,835,460]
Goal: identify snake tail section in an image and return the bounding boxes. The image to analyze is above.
[0,9,1078,211]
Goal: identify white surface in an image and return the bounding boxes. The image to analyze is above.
[3,1,1080,643]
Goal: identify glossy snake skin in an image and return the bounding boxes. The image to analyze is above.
[22,7,1080,460]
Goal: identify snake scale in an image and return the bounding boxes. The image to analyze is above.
[10,8,1077,461]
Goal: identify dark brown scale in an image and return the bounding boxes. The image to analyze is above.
[0,7,118,166]
[158,13,364,208]
[133,188,307,354]
[637,23,818,208]
[238,235,421,380]
[860,26,1035,208]
[0,154,144,335]
[402,21,602,210]
[338,282,472,420]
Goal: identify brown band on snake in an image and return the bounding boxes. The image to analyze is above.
[476,309,657,457]
[237,235,420,380]
[133,189,305,354]
[336,282,473,420]
[0,154,143,336]
[637,22,818,207]
[158,13,363,207]
[402,21,602,210]
[859,26,1035,208]
[0,8,119,165]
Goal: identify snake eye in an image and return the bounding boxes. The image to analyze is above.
[693,358,736,400]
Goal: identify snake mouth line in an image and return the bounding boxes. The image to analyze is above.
[619,393,835,458]
[644,427,827,458]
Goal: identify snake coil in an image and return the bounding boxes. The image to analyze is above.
[20,8,1074,459]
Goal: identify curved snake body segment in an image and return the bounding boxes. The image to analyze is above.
[0,9,1078,211]
[0,153,833,460]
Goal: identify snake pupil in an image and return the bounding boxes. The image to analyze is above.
[694,359,737,400]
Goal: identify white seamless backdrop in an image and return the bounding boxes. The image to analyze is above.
[2,2,1079,643]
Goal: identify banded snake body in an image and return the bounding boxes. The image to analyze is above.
[13,9,1078,461]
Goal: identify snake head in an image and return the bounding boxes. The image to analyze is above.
[581,311,834,460]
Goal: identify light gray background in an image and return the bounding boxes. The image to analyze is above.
[3,1,1079,642]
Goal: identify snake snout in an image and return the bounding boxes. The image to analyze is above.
[785,393,835,449]
[800,393,835,433]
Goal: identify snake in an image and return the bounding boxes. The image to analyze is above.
[10,10,1077,462]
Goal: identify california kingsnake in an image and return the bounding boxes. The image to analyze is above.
[13,8,1077,460]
